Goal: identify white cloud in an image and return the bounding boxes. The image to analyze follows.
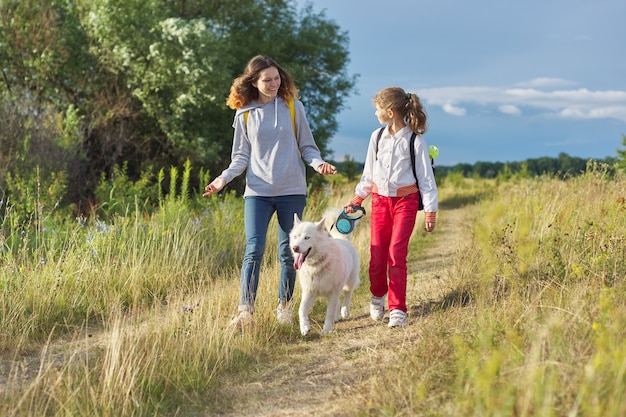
[442,102,466,116]
[559,106,626,120]
[515,78,576,88]
[499,105,521,115]
[418,83,626,122]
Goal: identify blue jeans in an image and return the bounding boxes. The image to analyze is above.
[238,195,306,312]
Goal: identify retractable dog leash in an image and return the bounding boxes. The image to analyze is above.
[334,206,366,235]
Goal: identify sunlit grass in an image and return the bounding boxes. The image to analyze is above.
[1,164,626,416]
[0,175,369,415]
[364,163,626,417]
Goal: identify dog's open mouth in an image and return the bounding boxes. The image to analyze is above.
[293,248,311,270]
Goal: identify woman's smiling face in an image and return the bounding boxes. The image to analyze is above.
[253,66,281,103]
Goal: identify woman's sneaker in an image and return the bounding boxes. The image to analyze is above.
[276,304,293,324]
[370,295,385,320]
[388,309,407,328]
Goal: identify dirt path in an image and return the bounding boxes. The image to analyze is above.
[212,205,470,417]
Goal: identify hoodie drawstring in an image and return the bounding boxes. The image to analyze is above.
[274,98,278,129]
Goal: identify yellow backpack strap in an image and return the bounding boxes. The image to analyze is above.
[289,99,296,136]
[243,99,296,136]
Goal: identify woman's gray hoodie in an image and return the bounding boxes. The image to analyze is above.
[218,97,326,197]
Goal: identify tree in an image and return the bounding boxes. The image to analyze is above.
[0,0,357,203]
[341,155,359,182]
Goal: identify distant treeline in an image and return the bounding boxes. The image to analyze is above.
[333,152,620,180]
[435,152,619,178]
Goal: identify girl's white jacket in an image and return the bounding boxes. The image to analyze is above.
[355,125,438,213]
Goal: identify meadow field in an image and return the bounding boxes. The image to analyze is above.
[1,163,625,416]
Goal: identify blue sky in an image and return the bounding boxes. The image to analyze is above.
[296,0,626,166]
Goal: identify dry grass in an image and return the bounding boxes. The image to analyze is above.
[2,166,626,416]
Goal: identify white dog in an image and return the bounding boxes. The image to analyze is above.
[290,211,360,336]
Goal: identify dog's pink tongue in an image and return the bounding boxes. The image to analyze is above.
[294,252,305,270]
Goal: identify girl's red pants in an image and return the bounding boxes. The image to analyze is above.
[369,192,419,313]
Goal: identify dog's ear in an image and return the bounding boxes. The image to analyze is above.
[316,218,326,231]
[293,212,301,225]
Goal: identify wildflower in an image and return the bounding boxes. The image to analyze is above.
[95,219,112,233]
[182,302,199,313]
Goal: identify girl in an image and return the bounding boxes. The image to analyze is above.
[345,87,437,327]
[204,55,336,326]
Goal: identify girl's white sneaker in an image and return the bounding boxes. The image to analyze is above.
[388,309,407,328]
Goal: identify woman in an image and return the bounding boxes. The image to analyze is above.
[204,55,336,325]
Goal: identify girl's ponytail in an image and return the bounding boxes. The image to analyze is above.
[405,92,428,135]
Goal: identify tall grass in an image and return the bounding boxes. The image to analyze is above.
[2,163,625,416]
[0,166,364,415]
[364,163,626,416]
[0,164,256,415]
[0,191,245,348]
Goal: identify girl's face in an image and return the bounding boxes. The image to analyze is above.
[253,66,281,103]
[375,103,393,125]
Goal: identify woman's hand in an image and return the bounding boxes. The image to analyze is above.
[203,177,226,197]
[317,162,337,175]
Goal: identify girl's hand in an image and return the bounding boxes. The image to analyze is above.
[203,177,226,197]
[345,195,365,213]
[343,204,356,214]
[424,212,436,232]
[317,162,337,175]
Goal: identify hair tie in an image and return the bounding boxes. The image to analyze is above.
[406,92,412,102]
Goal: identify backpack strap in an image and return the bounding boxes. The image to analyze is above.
[375,127,383,152]
[288,99,296,135]
[243,99,296,136]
